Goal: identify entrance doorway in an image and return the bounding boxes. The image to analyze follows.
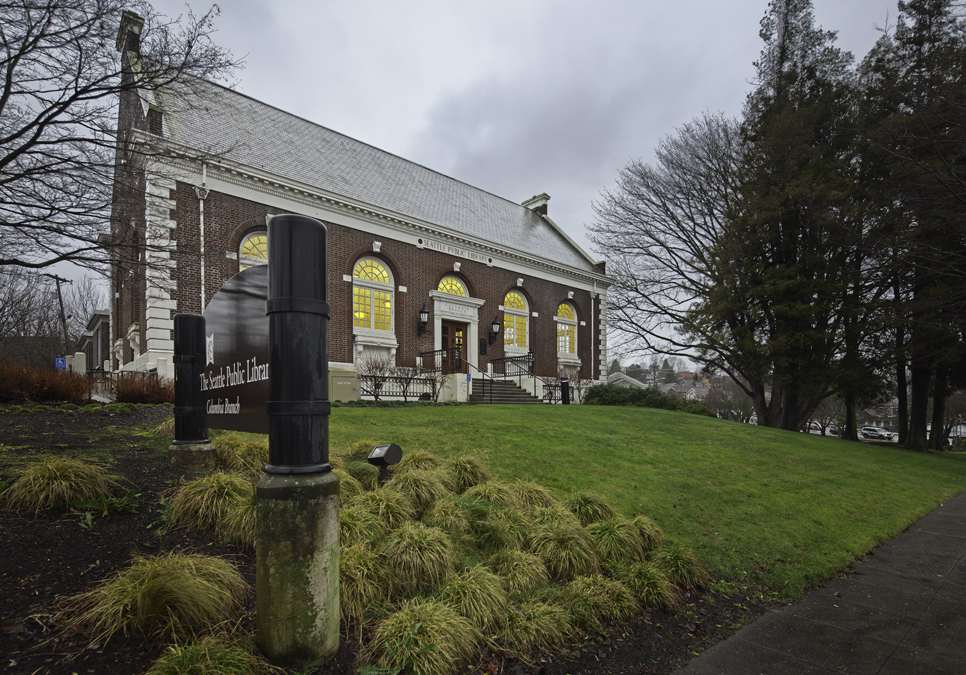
[441,320,467,374]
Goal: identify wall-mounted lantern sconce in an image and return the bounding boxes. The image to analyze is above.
[418,305,430,336]
[488,316,501,344]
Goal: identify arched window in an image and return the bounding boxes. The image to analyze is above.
[239,232,268,270]
[556,302,577,356]
[353,258,393,332]
[437,276,468,297]
[503,291,529,349]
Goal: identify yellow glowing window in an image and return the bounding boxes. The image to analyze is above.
[437,276,467,296]
[503,291,528,348]
[354,259,390,284]
[352,257,393,332]
[556,302,577,354]
[240,232,268,270]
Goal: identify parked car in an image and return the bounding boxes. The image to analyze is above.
[861,426,894,440]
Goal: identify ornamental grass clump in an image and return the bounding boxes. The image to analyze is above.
[651,543,711,591]
[67,552,248,643]
[438,565,507,630]
[528,520,599,581]
[632,514,664,552]
[340,544,395,625]
[617,561,682,610]
[488,549,550,598]
[147,636,280,675]
[563,574,639,633]
[422,494,472,534]
[509,480,560,513]
[221,439,268,478]
[463,480,521,510]
[348,487,415,530]
[340,504,388,546]
[169,472,252,533]
[5,457,110,515]
[368,597,479,675]
[216,485,257,549]
[385,468,451,514]
[446,455,491,494]
[334,469,364,501]
[152,416,175,438]
[489,600,571,657]
[565,490,615,526]
[395,448,442,472]
[343,459,380,489]
[587,517,646,566]
[380,521,455,592]
[472,507,529,553]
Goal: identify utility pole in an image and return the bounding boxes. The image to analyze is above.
[44,274,72,356]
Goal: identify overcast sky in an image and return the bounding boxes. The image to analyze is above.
[150,0,898,259]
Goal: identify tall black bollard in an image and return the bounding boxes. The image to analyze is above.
[256,214,340,667]
[168,313,214,470]
[561,376,571,405]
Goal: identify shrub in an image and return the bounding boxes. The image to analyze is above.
[528,520,599,581]
[650,543,710,590]
[437,565,507,630]
[380,521,455,592]
[489,601,571,657]
[677,401,716,417]
[565,491,615,526]
[617,561,681,610]
[583,383,679,410]
[563,575,639,633]
[368,597,478,675]
[587,518,646,566]
[170,472,252,533]
[348,487,415,530]
[67,552,248,642]
[113,373,174,404]
[5,458,110,515]
[0,360,90,403]
[147,636,280,674]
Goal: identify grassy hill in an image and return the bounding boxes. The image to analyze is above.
[329,404,966,597]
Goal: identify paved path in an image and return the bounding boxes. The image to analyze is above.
[675,492,966,674]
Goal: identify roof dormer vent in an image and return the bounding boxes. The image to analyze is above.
[522,193,550,216]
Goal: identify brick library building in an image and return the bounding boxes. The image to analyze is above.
[110,13,610,403]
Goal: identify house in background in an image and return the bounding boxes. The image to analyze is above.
[109,13,610,401]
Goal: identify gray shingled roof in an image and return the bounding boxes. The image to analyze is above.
[160,79,600,275]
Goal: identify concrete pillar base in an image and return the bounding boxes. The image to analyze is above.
[167,441,215,472]
[256,470,340,668]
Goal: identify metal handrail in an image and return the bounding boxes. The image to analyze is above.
[418,349,497,404]
[490,353,535,388]
[452,354,497,404]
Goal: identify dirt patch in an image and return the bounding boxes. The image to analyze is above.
[0,406,778,674]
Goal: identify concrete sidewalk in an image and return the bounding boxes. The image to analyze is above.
[675,492,966,675]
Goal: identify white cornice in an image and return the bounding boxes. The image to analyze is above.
[133,131,611,290]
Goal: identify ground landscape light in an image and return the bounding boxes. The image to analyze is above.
[368,443,403,482]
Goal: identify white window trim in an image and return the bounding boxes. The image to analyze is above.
[353,258,395,336]
[554,308,579,362]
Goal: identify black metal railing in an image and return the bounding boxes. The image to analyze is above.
[491,353,534,387]
[358,374,436,402]
[418,348,465,375]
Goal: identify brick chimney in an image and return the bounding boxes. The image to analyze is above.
[116,10,144,56]
[522,193,550,216]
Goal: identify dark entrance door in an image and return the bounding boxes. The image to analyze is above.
[441,320,467,374]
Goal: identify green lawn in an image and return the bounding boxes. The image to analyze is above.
[329,404,966,597]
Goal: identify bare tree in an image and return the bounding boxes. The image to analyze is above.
[0,0,238,272]
[357,355,394,401]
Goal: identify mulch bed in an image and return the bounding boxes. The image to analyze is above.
[0,405,779,674]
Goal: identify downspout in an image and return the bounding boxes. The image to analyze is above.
[195,163,209,311]
[591,282,597,381]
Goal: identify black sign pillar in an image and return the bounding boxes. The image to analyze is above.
[264,214,331,473]
[168,313,214,471]
[256,214,340,667]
